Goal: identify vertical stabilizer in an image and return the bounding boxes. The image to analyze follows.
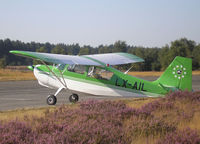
[156,56,192,91]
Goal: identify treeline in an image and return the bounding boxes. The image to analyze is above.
[0,38,199,71]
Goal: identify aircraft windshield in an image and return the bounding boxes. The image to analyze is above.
[56,64,66,71]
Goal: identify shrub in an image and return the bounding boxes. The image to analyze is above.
[166,91,200,103]
[157,128,200,144]
[0,91,200,144]
[0,121,36,144]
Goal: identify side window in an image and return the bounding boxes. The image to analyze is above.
[56,64,66,71]
[88,66,114,80]
[68,65,86,74]
[54,64,67,74]
[67,65,76,72]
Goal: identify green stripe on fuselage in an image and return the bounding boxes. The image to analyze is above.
[36,65,166,97]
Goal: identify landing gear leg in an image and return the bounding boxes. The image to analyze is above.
[69,93,79,103]
[46,87,64,105]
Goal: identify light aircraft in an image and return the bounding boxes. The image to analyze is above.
[10,51,192,105]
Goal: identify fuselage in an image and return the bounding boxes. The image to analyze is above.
[33,64,168,97]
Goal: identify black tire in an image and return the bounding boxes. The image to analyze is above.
[47,95,57,105]
[69,94,79,103]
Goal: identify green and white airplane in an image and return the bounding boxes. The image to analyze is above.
[10,50,192,105]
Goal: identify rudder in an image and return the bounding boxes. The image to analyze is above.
[155,56,192,91]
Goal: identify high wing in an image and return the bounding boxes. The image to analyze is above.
[9,50,144,66]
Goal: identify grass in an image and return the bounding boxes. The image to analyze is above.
[0,104,78,122]
[0,69,35,81]
[0,107,55,122]
[0,67,200,81]
[128,71,163,77]
[123,97,158,109]
[128,70,200,76]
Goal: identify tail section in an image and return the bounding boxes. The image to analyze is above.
[156,56,192,91]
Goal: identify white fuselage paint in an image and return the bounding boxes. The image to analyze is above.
[34,66,149,97]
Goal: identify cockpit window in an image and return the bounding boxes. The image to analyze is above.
[56,64,66,71]
[67,65,76,72]
[88,66,113,80]
[68,65,86,74]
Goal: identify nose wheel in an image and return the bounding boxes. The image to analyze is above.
[47,95,57,105]
[69,94,79,103]
[46,87,64,105]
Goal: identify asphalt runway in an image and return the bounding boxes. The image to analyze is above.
[0,81,105,111]
[0,76,199,111]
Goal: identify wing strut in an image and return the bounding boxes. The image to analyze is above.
[58,68,67,88]
[124,66,134,74]
[40,60,67,89]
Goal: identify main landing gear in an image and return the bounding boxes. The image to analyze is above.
[69,93,79,103]
[46,87,79,105]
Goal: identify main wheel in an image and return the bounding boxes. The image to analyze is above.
[69,94,79,103]
[47,95,57,105]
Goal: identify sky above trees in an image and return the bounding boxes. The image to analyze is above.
[0,0,200,47]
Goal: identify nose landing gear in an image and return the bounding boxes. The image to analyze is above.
[47,95,57,105]
[46,87,64,105]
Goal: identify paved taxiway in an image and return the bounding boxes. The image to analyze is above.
[0,76,199,111]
